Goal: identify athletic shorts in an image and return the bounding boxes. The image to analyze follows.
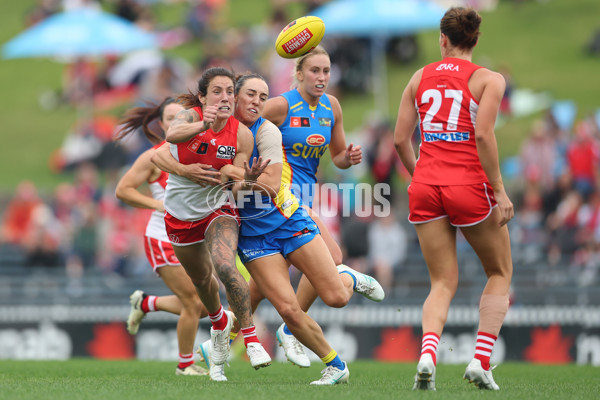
[144,235,180,273]
[164,204,240,246]
[408,182,497,227]
[237,207,320,264]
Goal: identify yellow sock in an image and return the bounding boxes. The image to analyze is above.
[320,349,338,364]
[230,331,238,343]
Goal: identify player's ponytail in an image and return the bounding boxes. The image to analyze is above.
[115,97,177,145]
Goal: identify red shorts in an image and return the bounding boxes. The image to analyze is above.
[408,182,497,227]
[144,236,180,272]
[164,204,240,246]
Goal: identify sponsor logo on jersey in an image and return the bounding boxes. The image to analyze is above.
[318,117,331,127]
[436,63,460,72]
[217,145,236,159]
[242,248,265,258]
[290,117,310,128]
[281,199,293,210]
[292,227,311,238]
[306,134,326,146]
[423,131,470,142]
[283,28,313,55]
[211,138,216,146]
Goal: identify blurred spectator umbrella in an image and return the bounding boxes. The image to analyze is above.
[312,0,444,115]
[2,8,157,59]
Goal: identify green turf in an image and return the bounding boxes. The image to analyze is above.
[1,360,598,400]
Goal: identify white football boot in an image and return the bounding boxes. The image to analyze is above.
[126,290,146,335]
[337,264,385,302]
[209,363,227,382]
[175,363,208,376]
[197,339,211,368]
[246,342,272,369]
[463,358,500,390]
[209,310,235,365]
[275,323,310,368]
[310,363,350,385]
[413,353,436,390]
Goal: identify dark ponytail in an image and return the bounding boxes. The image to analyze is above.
[115,97,177,145]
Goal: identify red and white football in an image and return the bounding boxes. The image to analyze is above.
[275,16,325,59]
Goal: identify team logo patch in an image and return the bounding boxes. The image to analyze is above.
[169,234,179,244]
[217,145,236,159]
[290,117,310,128]
[306,134,325,146]
[188,139,209,154]
[318,118,331,127]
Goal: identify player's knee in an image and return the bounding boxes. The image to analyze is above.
[184,299,204,318]
[320,291,349,308]
[332,251,343,266]
[190,271,213,289]
[277,304,304,327]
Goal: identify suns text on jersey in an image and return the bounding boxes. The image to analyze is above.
[290,143,329,158]
[423,132,469,142]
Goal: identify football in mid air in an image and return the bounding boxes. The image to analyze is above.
[275,16,325,59]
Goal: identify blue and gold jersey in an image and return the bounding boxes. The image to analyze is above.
[238,117,300,236]
[279,89,335,207]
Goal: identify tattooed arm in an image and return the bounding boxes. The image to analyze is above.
[166,106,217,143]
[151,142,221,186]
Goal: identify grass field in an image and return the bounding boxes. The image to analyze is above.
[1,360,599,400]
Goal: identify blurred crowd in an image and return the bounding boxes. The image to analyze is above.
[510,106,600,287]
[1,0,599,297]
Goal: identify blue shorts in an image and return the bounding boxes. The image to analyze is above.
[237,207,320,264]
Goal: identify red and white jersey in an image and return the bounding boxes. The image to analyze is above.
[412,57,488,185]
[165,107,239,221]
[145,166,169,242]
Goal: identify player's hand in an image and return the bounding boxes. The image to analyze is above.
[155,200,165,213]
[182,163,221,187]
[494,189,514,227]
[244,156,271,182]
[345,143,362,165]
[201,105,218,131]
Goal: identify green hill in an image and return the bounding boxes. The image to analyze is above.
[0,0,599,193]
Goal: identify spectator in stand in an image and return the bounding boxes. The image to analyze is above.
[26,0,60,26]
[566,120,600,200]
[365,121,404,203]
[546,190,583,265]
[367,211,407,294]
[114,0,143,22]
[23,203,64,268]
[0,181,43,247]
[519,119,561,194]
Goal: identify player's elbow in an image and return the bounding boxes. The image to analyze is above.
[165,128,184,143]
[474,129,494,145]
[115,185,126,202]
